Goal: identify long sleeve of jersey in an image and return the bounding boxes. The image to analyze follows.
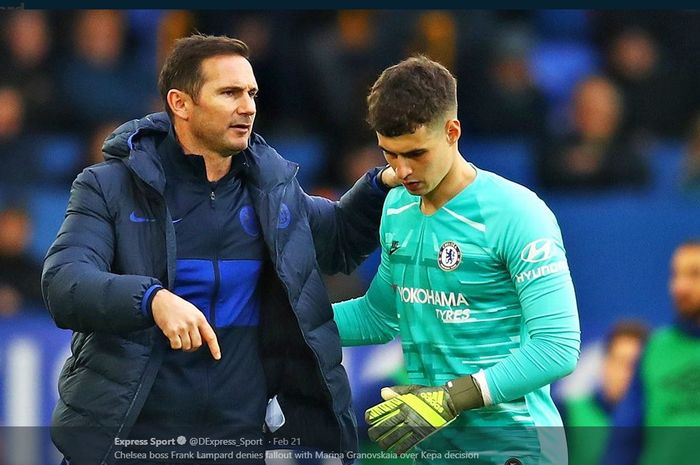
[333,245,399,345]
[480,273,580,404]
[480,196,580,405]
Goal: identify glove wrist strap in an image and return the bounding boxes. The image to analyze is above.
[446,375,484,413]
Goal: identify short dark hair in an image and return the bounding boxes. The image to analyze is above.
[367,55,457,137]
[158,33,249,118]
[605,320,649,352]
[678,239,700,249]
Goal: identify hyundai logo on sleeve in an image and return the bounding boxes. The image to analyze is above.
[520,238,554,263]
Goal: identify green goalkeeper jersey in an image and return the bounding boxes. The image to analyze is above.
[334,166,580,465]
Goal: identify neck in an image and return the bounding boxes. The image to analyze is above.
[421,151,475,214]
[174,123,233,182]
[198,154,233,182]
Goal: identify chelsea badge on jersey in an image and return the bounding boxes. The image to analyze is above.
[438,241,462,271]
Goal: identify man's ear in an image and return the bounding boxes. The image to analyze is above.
[446,119,461,145]
[167,89,191,121]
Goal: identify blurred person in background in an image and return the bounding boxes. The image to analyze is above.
[0,85,40,187]
[406,11,457,72]
[304,11,395,152]
[196,12,304,138]
[0,11,63,130]
[603,240,700,465]
[334,56,580,465]
[339,142,388,192]
[605,27,690,140]
[0,86,24,141]
[59,10,154,131]
[538,75,649,189]
[462,24,548,139]
[42,34,399,465]
[562,320,648,465]
[0,206,43,316]
[81,120,123,168]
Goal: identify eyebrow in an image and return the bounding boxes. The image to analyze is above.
[218,85,258,94]
[378,145,427,157]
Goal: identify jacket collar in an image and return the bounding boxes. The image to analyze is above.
[102,113,170,195]
[242,132,298,192]
[158,123,246,184]
[101,112,298,195]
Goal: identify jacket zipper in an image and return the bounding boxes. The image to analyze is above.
[210,189,219,328]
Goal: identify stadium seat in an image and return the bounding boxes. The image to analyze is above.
[529,40,600,106]
[534,10,591,40]
[647,139,684,194]
[461,138,536,188]
[34,133,83,184]
[266,135,325,189]
[27,187,70,262]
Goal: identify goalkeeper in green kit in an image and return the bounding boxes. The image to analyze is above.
[333,56,581,465]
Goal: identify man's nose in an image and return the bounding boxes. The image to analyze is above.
[394,157,412,179]
[239,95,256,115]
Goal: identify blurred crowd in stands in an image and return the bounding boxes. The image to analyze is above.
[1,9,699,317]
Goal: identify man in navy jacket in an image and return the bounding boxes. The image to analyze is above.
[42,34,397,465]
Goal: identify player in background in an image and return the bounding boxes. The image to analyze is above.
[333,56,581,465]
[602,240,700,465]
[561,320,647,465]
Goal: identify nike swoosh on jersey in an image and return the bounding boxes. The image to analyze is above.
[389,240,401,255]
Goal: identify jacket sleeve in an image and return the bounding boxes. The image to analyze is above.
[304,167,388,275]
[41,168,161,334]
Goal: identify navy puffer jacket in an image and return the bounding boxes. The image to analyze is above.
[42,113,387,465]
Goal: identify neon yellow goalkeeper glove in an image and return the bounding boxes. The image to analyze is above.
[364,376,484,454]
